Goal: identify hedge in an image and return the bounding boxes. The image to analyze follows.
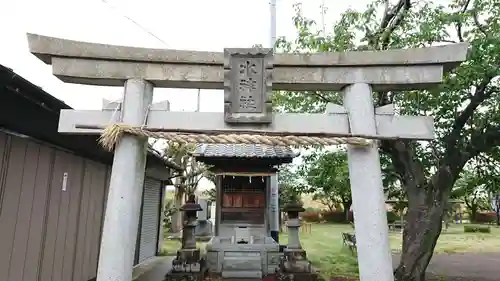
[474,212,496,224]
[386,211,401,223]
[299,210,400,223]
[320,210,354,223]
[300,211,322,222]
[464,225,491,233]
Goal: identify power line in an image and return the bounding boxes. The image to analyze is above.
[100,0,169,47]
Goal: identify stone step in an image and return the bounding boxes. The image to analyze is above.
[222,270,262,279]
[223,255,262,271]
[222,277,263,281]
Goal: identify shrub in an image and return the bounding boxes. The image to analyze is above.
[474,212,496,224]
[320,210,354,223]
[300,211,321,222]
[163,198,176,232]
[386,211,401,223]
[305,207,322,213]
[321,211,343,223]
[464,225,491,233]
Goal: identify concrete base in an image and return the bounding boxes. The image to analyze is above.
[195,220,213,237]
[275,248,323,281]
[276,271,322,281]
[164,270,207,281]
[206,236,283,279]
[165,257,207,281]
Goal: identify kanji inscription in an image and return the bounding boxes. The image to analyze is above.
[237,60,259,112]
[224,48,273,124]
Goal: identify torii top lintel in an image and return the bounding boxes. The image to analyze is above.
[26,33,468,92]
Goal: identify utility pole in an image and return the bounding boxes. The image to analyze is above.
[321,0,326,36]
[269,0,280,244]
[270,0,277,48]
[196,89,201,112]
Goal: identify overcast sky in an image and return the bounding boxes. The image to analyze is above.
[0,0,373,111]
[1,0,375,190]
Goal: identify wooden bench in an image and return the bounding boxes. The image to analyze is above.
[341,232,357,254]
[389,222,406,232]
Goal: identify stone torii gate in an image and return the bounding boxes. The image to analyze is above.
[26,33,468,281]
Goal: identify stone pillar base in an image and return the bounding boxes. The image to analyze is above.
[276,272,322,281]
[175,248,201,264]
[164,257,207,281]
[281,250,311,274]
[164,271,207,281]
[284,248,307,260]
[275,248,324,281]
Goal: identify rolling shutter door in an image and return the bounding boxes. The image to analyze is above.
[137,177,162,264]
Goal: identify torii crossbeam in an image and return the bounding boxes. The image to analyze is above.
[26,33,468,281]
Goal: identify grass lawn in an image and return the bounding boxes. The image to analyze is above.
[161,223,500,278]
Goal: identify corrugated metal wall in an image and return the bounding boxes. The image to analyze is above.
[137,177,162,264]
[0,131,110,281]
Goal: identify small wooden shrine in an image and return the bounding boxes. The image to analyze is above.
[192,143,297,280]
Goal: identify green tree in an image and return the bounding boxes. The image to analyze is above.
[453,168,490,222]
[455,154,500,224]
[163,143,208,232]
[300,149,351,219]
[273,1,500,280]
[277,164,303,206]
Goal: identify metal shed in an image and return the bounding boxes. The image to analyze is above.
[0,64,180,281]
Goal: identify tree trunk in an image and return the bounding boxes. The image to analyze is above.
[469,204,478,223]
[495,201,500,226]
[394,184,448,281]
[342,201,352,223]
[171,186,184,233]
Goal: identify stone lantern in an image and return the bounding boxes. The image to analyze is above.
[282,201,307,260]
[165,195,206,281]
[180,194,202,253]
[275,201,321,281]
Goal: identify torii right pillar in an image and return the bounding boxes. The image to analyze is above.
[342,84,395,281]
[338,60,468,280]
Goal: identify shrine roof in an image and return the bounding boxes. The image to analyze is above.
[192,144,298,159]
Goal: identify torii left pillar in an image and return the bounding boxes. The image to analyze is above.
[97,79,153,281]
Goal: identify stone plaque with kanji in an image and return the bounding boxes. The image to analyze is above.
[224,48,273,124]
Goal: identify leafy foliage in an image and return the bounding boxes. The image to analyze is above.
[163,197,176,232]
[162,142,209,232]
[453,169,490,220]
[277,164,304,206]
[272,0,500,279]
[299,149,351,212]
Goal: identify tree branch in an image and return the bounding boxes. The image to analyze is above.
[468,124,500,156]
[472,9,488,36]
[377,0,412,49]
[311,91,334,103]
[446,77,495,148]
[381,140,427,197]
[455,0,472,42]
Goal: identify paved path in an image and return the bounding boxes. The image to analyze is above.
[134,256,174,281]
[135,253,500,281]
[393,253,500,281]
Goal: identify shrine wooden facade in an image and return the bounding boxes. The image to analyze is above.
[192,144,296,237]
